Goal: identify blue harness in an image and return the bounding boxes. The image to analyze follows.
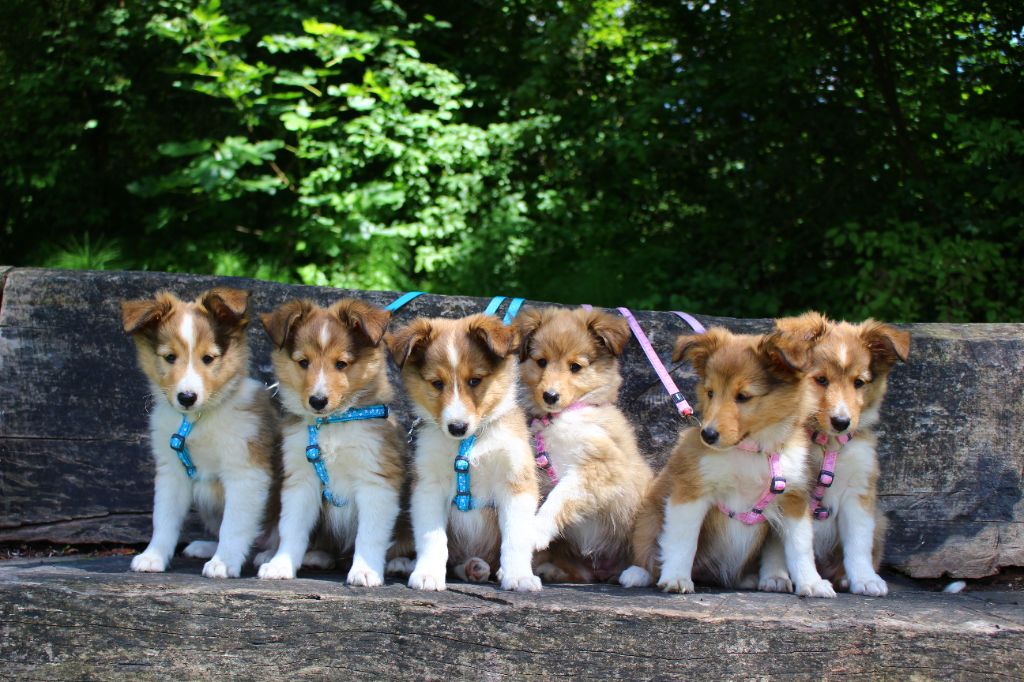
[169,415,200,479]
[483,296,526,324]
[306,404,390,507]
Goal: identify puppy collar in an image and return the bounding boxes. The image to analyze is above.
[717,442,787,524]
[169,414,201,480]
[808,430,855,521]
[529,401,599,485]
[305,404,390,507]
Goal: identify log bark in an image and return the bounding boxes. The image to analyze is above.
[1,267,1022,579]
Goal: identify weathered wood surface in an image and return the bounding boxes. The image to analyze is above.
[0,556,1021,679]
[1,267,1022,579]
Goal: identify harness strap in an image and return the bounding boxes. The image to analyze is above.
[306,404,390,507]
[808,431,854,521]
[617,307,694,417]
[385,291,425,312]
[528,401,596,486]
[503,297,526,325]
[453,434,479,511]
[717,447,787,525]
[168,414,199,479]
[483,296,506,316]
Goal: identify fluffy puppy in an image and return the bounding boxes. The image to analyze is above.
[121,288,279,578]
[767,312,909,596]
[256,299,407,587]
[389,314,541,592]
[620,328,835,598]
[514,306,653,582]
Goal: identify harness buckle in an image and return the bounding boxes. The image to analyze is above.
[770,476,787,495]
[305,444,322,463]
[454,493,472,512]
[454,457,470,473]
[813,506,831,521]
[818,470,835,487]
[535,454,551,469]
[169,434,186,452]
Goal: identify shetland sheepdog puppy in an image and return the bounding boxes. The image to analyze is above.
[765,312,909,596]
[620,327,835,597]
[121,288,280,578]
[388,314,541,592]
[256,299,407,587]
[514,307,653,582]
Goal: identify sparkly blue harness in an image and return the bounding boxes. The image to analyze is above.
[306,404,390,507]
[169,415,200,479]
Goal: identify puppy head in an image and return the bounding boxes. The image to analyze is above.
[388,314,519,440]
[801,317,910,435]
[121,287,251,414]
[515,307,629,413]
[260,298,391,417]
[675,327,812,449]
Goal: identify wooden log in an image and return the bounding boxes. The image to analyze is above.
[0,557,1021,679]
[1,267,1022,579]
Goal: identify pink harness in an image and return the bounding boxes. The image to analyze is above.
[808,430,854,521]
[529,401,596,485]
[716,440,787,525]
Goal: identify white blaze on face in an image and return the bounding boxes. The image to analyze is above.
[440,338,473,437]
[175,311,206,410]
[319,320,331,348]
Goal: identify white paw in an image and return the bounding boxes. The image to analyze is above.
[252,549,275,568]
[533,520,557,552]
[758,575,794,593]
[182,540,218,559]
[658,574,695,594]
[257,556,296,580]
[386,557,415,576]
[408,569,447,591]
[849,574,888,597]
[347,565,384,588]
[130,552,167,573]
[461,557,491,583]
[500,572,542,592]
[202,556,239,579]
[302,550,335,570]
[619,565,653,588]
[796,577,837,598]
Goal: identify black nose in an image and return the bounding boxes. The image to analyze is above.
[177,391,197,408]
[831,416,851,432]
[448,421,468,437]
[542,390,559,406]
[309,395,328,411]
[700,427,719,445]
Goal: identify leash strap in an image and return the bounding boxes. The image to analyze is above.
[169,415,199,479]
[385,291,425,312]
[717,449,786,525]
[617,307,694,417]
[483,296,505,316]
[453,434,479,511]
[672,310,706,334]
[503,297,526,325]
[809,431,854,521]
[306,404,390,507]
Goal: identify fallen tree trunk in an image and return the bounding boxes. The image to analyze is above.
[1,267,1022,578]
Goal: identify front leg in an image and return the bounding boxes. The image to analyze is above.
[778,493,836,598]
[838,495,888,596]
[408,478,450,591]
[533,471,586,551]
[348,484,401,587]
[497,492,542,591]
[758,530,793,593]
[205,468,270,578]
[258,470,320,580]
[131,463,192,573]
[656,498,709,593]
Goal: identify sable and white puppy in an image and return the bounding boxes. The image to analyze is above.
[765,312,909,596]
[388,314,541,592]
[514,306,653,582]
[256,299,407,587]
[121,288,279,578]
[620,328,835,598]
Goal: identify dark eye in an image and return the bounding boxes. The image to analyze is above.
[853,378,865,389]
[164,354,176,364]
[569,362,582,373]
[431,380,444,391]
[736,393,751,403]
[707,390,714,399]
[468,377,481,387]
[335,361,348,371]
[202,355,214,365]
[298,359,309,370]
[536,358,547,368]
[815,376,829,387]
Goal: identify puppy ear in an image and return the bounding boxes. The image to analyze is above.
[202,287,251,330]
[513,307,544,361]
[758,331,810,381]
[859,320,910,373]
[333,299,391,346]
[774,311,830,344]
[468,314,519,359]
[586,310,630,356]
[387,318,433,368]
[121,292,174,335]
[261,299,311,349]
[673,328,726,374]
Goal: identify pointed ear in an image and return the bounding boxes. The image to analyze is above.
[860,320,910,373]
[333,299,391,346]
[586,310,630,356]
[758,331,810,381]
[673,329,725,375]
[201,287,251,330]
[121,292,174,335]
[512,307,545,361]
[774,311,830,344]
[468,314,519,359]
[387,318,433,368]
[261,299,311,349]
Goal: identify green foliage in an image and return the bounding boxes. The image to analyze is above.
[1,0,1021,322]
